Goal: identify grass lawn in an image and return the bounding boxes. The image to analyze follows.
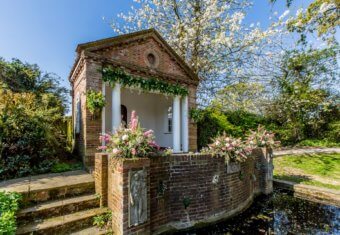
[273,153,340,190]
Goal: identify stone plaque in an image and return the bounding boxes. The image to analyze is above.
[226,162,241,174]
[129,169,147,226]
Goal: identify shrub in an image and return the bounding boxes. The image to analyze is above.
[325,121,340,143]
[0,58,68,180]
[0,90,67,180]
[193,108,241,150]
[50,162,82,173]
[0,191,21,234]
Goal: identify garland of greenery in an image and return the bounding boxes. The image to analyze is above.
[102,68,188,96]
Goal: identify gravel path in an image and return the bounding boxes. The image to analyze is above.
[274,148,340,157]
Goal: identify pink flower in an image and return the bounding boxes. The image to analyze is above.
[97,145,107,151]
[131,148,137,156]
[99,133,111,143]
[149,141,160,150]
[144,130,153,137]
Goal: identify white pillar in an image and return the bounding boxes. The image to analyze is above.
[112,83,121,132]
[173,96,181,152]
[181,96,189,152]
[101,82,106,146]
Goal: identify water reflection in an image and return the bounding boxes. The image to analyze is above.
[171,189,339,235]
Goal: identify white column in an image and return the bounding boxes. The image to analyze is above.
[112,83,121,132]
[181,96,189,152]
[173,96,181,152]
[101,82,106,146]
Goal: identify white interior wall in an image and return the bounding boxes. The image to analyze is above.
[104,86,173,148]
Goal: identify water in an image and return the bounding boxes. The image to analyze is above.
[172,189,340,235]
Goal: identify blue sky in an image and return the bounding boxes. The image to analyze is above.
[0,0,311,92]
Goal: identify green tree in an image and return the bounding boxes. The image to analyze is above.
[0,58,68,180]
[266,48,339,143]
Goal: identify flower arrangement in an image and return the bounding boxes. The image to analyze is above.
[246,125,280,148]
[86,90,106,117]
[202,133,253,163]
[98,111,171,158]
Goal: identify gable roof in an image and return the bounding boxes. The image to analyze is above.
[69,29,199,82]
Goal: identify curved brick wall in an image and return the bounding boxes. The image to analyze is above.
[149,154,259,233]
[95,150,272,235]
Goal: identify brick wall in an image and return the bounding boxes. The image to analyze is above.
[98,150,273,234]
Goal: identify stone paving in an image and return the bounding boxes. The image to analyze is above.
[0,170,93,194]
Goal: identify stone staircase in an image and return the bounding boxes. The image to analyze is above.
[0,170,108,235]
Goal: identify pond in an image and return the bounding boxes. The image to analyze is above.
[172,189,339,235]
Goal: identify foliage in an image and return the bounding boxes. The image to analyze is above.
[102,68,188,96]
[111,0,286,105]
[0,58,68,110]
[0,191,21,234]
[202,133,253,163]
[99,111,171,158]
[193,108,241,149]
[192,108,268,149]
[86,90,106,115]
[246,125,280,148]
[297,139,340,148]
[273,153,340,190]
[50,162,82,173]
[182,197,191,210]
[265,48,339,144]
[211,82,266,114]
[93,211,112,230]
[0,58,68,180]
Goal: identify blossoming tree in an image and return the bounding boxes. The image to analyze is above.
[110,0,286,105]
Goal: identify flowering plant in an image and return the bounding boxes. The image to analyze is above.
[202,133,253,163]
[246,125,280,148]
[98,111,166,158]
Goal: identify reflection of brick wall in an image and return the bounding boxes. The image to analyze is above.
[99,152,272,234]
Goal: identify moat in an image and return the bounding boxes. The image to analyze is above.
[171,189,339,235]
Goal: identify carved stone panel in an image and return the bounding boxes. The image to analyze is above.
[129,169,147,226]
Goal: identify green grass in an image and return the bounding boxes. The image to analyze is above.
[51,162,83,173]
[273,153,340,190]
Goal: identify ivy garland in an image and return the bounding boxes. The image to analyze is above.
[102,68,188,96]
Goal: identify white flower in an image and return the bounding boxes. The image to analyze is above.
[122,134,129,141]
[112,148,120,155]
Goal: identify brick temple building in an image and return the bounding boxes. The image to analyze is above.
[69,29,199,167]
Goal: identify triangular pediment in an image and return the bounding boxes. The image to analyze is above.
[76,29,198,82]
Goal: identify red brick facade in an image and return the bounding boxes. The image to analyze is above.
[95,149,273,234]
[70,29,199,168]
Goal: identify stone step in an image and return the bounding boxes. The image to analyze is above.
[0,170,95,205]
[17,194,100,225]
[70,226,108,235]
[16,207,109,235]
